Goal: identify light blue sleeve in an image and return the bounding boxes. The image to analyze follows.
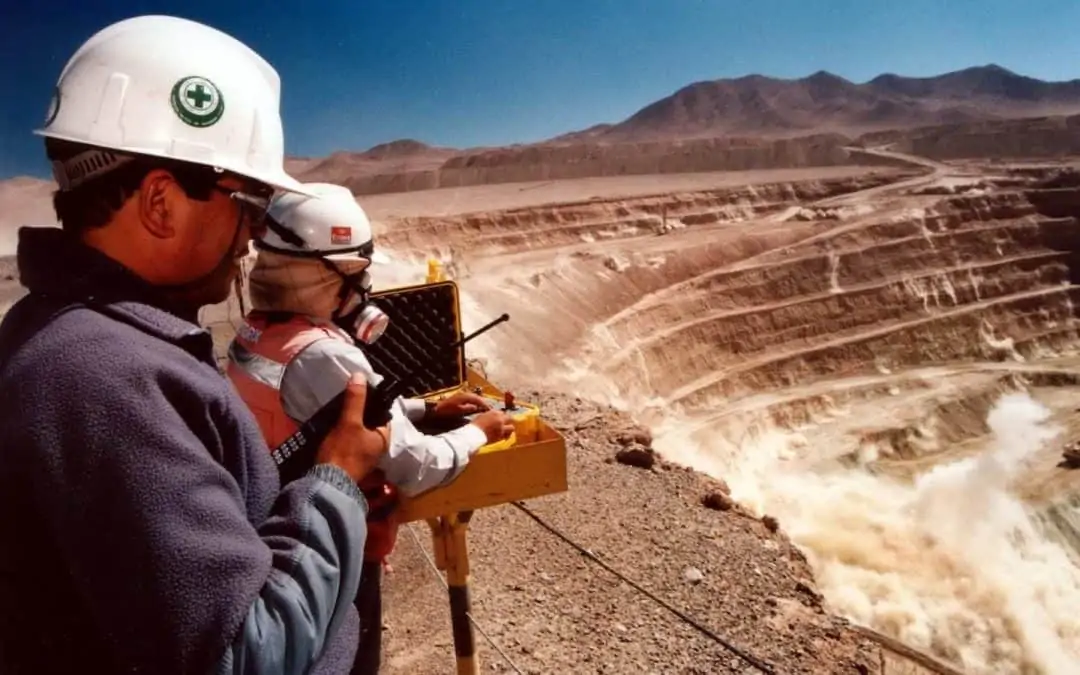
[213,464,368,674]
[280,339,488,496]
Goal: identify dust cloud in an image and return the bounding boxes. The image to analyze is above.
[651,392,1080,674]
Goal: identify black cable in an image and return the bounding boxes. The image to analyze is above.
[510,501,777,674]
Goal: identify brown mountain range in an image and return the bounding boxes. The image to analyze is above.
[552,64,1080,142]
[279,64,1080,194]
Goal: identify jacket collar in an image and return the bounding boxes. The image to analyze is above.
[16,226,215,362]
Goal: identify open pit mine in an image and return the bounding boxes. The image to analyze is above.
[337,153,1080,675]
[198,154,1080,674]
[4,150,1080,674]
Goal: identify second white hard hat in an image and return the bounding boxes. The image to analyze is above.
[36,14,312,195]
[260,182,384,261]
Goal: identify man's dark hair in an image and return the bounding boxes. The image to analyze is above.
[45,138,223,234]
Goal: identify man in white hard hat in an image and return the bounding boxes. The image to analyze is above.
[0,15,385,675]
[226,181,514,674]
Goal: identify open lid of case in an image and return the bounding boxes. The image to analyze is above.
[361,280,467,399]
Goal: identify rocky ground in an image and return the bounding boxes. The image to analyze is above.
[379,390,884,675]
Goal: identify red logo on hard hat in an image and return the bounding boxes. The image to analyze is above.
[330,226,352,246]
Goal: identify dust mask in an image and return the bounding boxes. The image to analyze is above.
[331,267,390,344]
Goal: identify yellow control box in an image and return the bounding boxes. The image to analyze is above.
[363,279,568,523]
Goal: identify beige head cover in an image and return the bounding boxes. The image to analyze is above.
[247,250,370,319]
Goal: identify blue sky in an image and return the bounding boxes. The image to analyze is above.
[3,0,1080,179]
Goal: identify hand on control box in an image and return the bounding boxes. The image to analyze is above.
[430,391,490,418]
[470,409,515,444]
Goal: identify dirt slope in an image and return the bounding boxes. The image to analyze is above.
[290,133,898,196]
[856,113,1080,161]
[286,116,1080,196]
[380,392,881,675]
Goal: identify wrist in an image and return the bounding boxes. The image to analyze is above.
[423,399,438,421]
[308,463,368,510]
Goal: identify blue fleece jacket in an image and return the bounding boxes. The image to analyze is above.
[0,227,368,674]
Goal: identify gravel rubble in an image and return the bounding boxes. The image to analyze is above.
[379,390,883,674]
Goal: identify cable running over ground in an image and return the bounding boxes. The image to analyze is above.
[510,501,776,674]
[404,523,526,675]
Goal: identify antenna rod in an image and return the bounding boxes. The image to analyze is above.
[454,313,509,349]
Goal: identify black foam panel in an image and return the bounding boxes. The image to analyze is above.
[361,282,466,398]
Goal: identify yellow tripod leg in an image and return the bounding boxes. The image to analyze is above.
[426,511,478,675]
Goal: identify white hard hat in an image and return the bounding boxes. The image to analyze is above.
[260,182,385,262]
[36,15,312,195]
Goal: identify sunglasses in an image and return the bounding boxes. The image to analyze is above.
[211,184,273,229]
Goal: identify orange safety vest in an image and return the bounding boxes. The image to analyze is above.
[226,310,399,563]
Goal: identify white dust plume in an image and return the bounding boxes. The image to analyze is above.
[654,392,1080,674]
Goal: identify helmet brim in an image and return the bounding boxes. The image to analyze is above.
[34,128,318,197]
[321,248,386,263]
[243,165,318,197]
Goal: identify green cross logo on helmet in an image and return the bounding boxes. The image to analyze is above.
[170,76,225,128]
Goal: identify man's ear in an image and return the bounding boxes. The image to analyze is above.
[137,169,182,239]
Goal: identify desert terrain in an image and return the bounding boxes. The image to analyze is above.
[193,144,1080,674]
[4,63,1080,674]
[372,150,1080,675]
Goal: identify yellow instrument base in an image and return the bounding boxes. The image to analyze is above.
[396,369,568,523]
